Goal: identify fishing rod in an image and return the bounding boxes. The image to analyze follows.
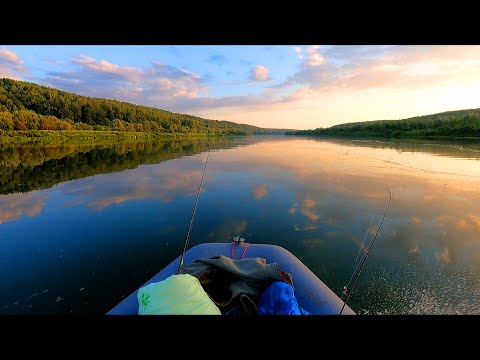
[355,214,375,264]
[338,188,392,315]
[177,154,210,273]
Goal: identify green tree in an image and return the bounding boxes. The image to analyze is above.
[0,111,14,131]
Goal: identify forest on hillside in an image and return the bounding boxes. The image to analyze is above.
[286,109,480,138]
[0,78,288,135]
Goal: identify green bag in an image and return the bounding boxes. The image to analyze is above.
[138,274,221,315]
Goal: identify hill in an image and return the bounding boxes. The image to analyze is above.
[286,109,480,138]
[0,78,292,135]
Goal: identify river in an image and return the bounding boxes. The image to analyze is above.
[1,136,479,314]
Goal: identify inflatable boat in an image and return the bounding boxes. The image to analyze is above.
[107,238,356,315]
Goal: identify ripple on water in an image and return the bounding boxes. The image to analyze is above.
[355,261,480,315]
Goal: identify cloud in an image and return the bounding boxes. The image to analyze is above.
[86,166,204,210]
[307,53,326,66]
[47,155,211,212]
[301,198,321,222]
[250,65,270,82]
[70,54,142,82]
[294,47,303,54]
[307,45,321,52]
[437,213,480,233]
[42,54,277,114]
[305,46,325,66]
[0,192,48,224]
[0,47,29,80]
[289,197,321,222]
[275,45,480,96]
[0,48,22,64]
[88,183,151,210]
[251,184,268,199]
[43,56,209,112]
[41,58,66,66]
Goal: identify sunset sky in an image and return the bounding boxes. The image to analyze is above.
[1,45,480,130]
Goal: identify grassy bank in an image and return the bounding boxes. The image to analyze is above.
[0,130,229,144]
[286,132,480,140]
[286,108,480,139]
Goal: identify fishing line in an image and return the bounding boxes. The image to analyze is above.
[177,153,210,273]
[339,188,392,315]
[355,215,375,263]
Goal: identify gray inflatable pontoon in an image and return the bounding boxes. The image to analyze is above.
[107,241,355,315]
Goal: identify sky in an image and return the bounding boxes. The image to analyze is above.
[1,45,480,130]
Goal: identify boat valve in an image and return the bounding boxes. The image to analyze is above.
[233,236,245,244]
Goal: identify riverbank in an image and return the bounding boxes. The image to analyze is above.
[286,133,480,140]
[0,130,230,144]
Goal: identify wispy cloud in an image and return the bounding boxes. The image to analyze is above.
[0,47,29,80]
[0,48,22,64]
[276,45,480,94]
[85,167,204,210]
[41,57,66,66]
[42,55,209,111]
[70,54,143,82]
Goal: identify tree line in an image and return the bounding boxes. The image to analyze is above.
[286,109,480,138]
[0,78,267,135]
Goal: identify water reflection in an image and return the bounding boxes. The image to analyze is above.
[1,136,479,314]
[0,137,251,195]
[0,192,48,224]
[251,184,268,200]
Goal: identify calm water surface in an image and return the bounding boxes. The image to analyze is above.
[1,136,480,314]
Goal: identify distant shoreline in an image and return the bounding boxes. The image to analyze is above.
[0,130,234,144]
[2,130,479,146]
[285,133,480,140]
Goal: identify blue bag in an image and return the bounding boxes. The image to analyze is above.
[257,281,311,315]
